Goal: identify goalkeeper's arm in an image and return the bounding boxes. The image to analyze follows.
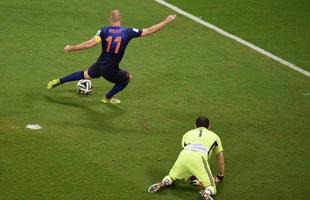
[215,152,225,183]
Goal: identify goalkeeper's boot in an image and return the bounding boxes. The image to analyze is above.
[148,176,172,193]
[101,97,121,104]
[47,79,61,90]
[200,189,214,200]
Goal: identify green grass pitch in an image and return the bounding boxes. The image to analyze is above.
[0,0,309,199]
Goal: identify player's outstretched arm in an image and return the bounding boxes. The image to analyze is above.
[64,38,98,53]
[141,15,176,37]
[214,152,225,183]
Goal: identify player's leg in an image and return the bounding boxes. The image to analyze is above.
[102,70,132,104]
[148,175,174,193]
[60,71,87,84]
[189,155,216,200]
[47,71,84,89]
[148,151,191,193]
[47,64,97,89]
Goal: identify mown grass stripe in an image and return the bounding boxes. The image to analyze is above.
[155,0,310,77]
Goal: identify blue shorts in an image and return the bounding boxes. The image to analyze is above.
[88,62,130,85]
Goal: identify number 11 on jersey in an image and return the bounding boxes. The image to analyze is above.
[106,36,122,54]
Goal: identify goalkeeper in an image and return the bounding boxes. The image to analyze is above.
[148,116,225,200]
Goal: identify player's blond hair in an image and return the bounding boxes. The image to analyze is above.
[109,10,122,22]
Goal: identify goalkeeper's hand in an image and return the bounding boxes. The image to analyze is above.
[214,174,224,183]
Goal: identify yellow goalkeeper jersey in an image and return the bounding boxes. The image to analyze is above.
[181,127,223,159]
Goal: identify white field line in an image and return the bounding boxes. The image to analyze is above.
[155,0,310,78]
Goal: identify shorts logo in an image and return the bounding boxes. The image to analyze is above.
[133,28,139,33]
[96,30,101,36]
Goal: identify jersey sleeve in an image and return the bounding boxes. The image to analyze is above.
[127,28,143,39]
[181,135,186,148]
[93,29,102,43]
[214,136,223,155]
[181,132,190,148]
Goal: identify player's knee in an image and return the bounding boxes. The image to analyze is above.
[84,70,91,79]
[121,72,131,85]
[127,72,132,81]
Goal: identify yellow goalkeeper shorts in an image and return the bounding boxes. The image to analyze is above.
[168,149,216,194]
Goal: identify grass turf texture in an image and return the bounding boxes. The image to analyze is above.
[167,0,310,71]
[0,0,309,199]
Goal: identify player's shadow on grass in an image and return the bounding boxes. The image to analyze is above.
[44,94,125,131]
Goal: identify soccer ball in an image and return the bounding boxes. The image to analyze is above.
[77,79,93,94]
